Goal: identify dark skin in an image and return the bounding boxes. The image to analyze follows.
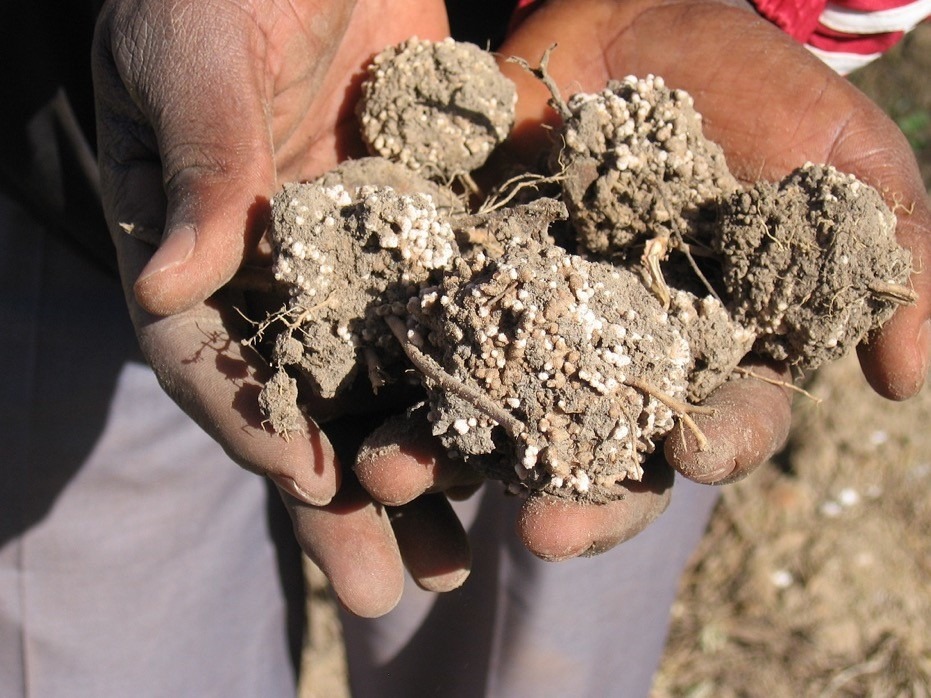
[92,0,930,614]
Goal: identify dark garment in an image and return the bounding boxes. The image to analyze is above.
[0,1,113,274]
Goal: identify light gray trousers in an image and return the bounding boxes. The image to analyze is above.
[343,470,719,697]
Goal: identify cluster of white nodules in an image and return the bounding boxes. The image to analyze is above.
[412,237,692,501]
[558,74,738,253]
[357,186,456,282]
[267,180,459,399]
[357,37,516,178]
[272,182,455,303]
[273,184,350,300]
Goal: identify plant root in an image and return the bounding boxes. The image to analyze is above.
[625,377,714,451]
[734,366,823,404]
[868,281,918,305]
[506,44,571,120]
[384,315,528,439]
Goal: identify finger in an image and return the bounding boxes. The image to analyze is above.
[665,361,793,484]
[793,73,931,399]
[389,494,472,593]
[110,222,337,507]
[517,461,674,561]
[281,476,405,618]
[857,193,931,400]
[140,302,341,504]
[354,412,484,506]
[100,85,274,317]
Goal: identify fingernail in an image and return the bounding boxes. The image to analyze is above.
[418,567,471,593]
[269,474,330,506]
[137,225,196,283]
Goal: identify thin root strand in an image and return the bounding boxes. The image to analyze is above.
[626,377,714,451]
[506,44,571,120]
[384,315,527,439]
[734,366,823,404]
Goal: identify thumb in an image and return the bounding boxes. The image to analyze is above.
[132,141,276,316]
[92,2,277,316]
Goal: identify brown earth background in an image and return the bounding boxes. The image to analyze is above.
[299,25,931,698]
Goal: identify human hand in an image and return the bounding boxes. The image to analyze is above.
[91,0,469,616]
[501,0,930,399]
[488,0,930,553]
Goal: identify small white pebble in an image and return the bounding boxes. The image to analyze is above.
[837,488,860,507]
[770,569,794,589]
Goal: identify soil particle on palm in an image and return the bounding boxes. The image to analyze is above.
[715,163,914,369]
[556,74,739,255]
[357,37,517,179]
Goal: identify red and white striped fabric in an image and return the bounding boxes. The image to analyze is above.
[752,0,931,73]
[511,0,929,74]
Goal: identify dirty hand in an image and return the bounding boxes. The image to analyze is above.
[92,0,468,617]
[489,0,931,555]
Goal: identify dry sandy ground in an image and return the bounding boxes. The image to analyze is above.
[298,26,931,698]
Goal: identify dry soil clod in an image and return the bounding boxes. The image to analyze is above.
[715,163,914,369]
[554,74,740,255]
[358,37,517,180]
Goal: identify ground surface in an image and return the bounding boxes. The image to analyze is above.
[298,25,931,697]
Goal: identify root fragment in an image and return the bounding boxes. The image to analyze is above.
[384,315,527,439]
[673,235,723,303]
[734,366,824,404]
[642,233,672,309]
[506,44,571,120]
[625,377,714,451]
[364,347,389,393]
[479,171,565,214]
[868,281,918,305]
